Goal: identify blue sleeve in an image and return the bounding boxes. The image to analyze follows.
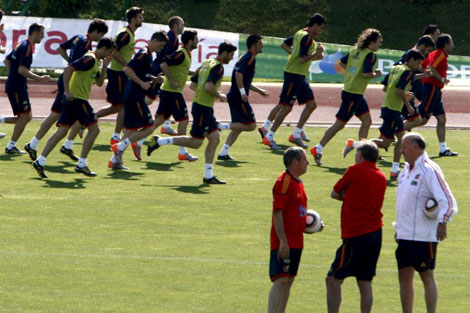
[70,55,96,71]
[299,35,313,57]
[283,36,293,46]
[236,53,254,75]
[59,35,77,50]
[5,50,12,61]
[340,53,349,65]
[363,52,377,74]
[163,51,185,67]
[115,31,131,51]
[207,64,224,84]
[17,44,32,67]
[396,70,413,90]
[127,50,147,70]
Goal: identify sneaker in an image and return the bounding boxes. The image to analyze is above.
[262,137,281,150]
[33,160,48,178]
[111,144,124,165]
[60,146,79,161]
[300,131,310,142]
[203,176,226,184]
[78,126,86,139]
[108,160,129,170]
[310,147,322,166]
[147,135,161,156]
[161,125,178,136]
[258,127,267,140]
[5,146,26,154]
[390,171,400,180]
[131,142,141,161]
[110,138,119,145]
[288,134,307,148]
[217,154,235,161]
[24,143,37,161]
[342,139,355,158]
[178,152,199,162]
[0,133,5,139]
[75,165,97,177]
[439,149,458,157]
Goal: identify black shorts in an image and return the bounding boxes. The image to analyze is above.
[106,69,128,106]
[327,229,382,281]
[156,90,189,122]
[335,90,370,122]
[189,102,219,139]
[401,99,420,121]
[418,83,444,119]
[50,74,65,113]
[227,91,256,124]
[146,80,162,101]
[269,248,302,282]
[57,97,97,127]
[7,90,31,115]
[396,240,438,272]
[379,107,405,139]
[123,84,154,130]
[279,72,314,106]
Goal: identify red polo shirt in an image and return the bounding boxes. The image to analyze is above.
[333,161,386,238]
[421,48,448,89]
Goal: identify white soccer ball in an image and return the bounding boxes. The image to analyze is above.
[304,209,322,234]
[424,198,438,220]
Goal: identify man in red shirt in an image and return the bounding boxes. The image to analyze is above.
[417,34,457,157]
[268,147,319,313]
[326,140,387,313]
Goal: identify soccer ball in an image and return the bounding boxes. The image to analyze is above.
[424,198,438,220]
[304,210,322,234]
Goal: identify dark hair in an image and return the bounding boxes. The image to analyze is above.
[246,34,262,49]
[28,23,45,36]
[405,49,425,62]
[151,31,169,42]
[283,147,305,168]
[126,6,143,23]
[181,30,197,45]
[436,34,452,49]
[218,41,237,55]
[96,37,116,50]
[356,28,382,49]
[416,35,435,48]
[168,16,183,28]
[0,9,4,21]
[88,18,108,34]
[423,24,439,36]
[305,13,326,27]
[357,141,379,163]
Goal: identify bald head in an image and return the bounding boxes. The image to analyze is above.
[401,132,426,165]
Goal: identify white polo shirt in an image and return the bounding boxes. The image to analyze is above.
[395,152,458,242]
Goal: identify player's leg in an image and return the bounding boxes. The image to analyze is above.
[357,112,372,140]
[325,276,343,313]
[24,112,59,160]
[259,104,281,139]
[357,280,373,313]
[290,80,316,148]
[418,270,438,313]
[7,112,32,153]
[268,276,295,313]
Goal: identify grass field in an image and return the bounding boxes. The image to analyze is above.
[0,122,468,313]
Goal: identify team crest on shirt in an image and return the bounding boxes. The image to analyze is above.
[415,174,421,179]
[298,205,307,217]
[411,180,418,186]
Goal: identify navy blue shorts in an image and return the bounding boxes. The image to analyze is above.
[227,91,256,124]
[418,83,444,119]
[189,102,219,139]
[279,71,314,106]
[396,240,437,272]
[327,229,382,281]
[7,90,31,115]
[57,97,97,127]
[379,107,405,139]
[50,74,65,113]
[269,248,302,282]
[146,80,162,101]
[106,69,128,106]
[156,90,189,122]
[123,84,153,130]
[401,99,420,121]
[335,90,370,122]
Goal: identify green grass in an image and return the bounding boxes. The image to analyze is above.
[0,122,468,313]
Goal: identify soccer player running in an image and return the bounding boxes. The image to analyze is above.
[395,132,458,313]
[260,13,326,150]
[327,141,386,313]
[96,7,144,146]
[416,34,458,157]
[2,23,51,155]
[32,38,116,178]
[147,41,237,184]
[268,147,322,313]
[311,28,382,165]
[24,19,109,162]
[217,34,269,161]
[109,31,169,170]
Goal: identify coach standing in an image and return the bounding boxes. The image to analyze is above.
[395,132,458,313]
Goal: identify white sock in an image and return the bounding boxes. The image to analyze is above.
[352,141,359,148]
[63,139,74,150]
[137,138,145,146]
[110,155,117,163]
[29,136,40,150]
[163,120,171,128]
[157,137,173,146]
[117,138,131,151]
[112,133,121,140]
[179,146,187,155]
[392,162,400,173]
[6,140,16,150]
[315,143,323,153]
[204,163,214,178]
[219,144,231,156]
[262,119,272,130]
[78,158,87,168]
[37,155,47,166]
[439,142,448,152]
[218,122,231,130]
[292,127,302,138]
[266,130,275,141]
